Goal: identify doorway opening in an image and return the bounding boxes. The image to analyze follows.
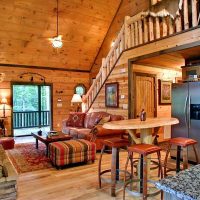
[12,83,52,137]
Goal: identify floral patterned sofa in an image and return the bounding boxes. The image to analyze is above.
[62,111,125,150]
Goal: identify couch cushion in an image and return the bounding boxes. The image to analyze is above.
[110,114,124,121]
[66,112,86,127]
[69,128,91,140]
[87,112,110,129]
[84,113,92,128]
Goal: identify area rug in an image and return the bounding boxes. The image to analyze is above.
[6,142,52,174]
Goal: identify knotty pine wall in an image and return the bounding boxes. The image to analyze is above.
[0,67,89,136]
[90,63,181,120]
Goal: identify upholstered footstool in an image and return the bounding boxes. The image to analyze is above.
[49,139,96,168]
[0,137,15,150]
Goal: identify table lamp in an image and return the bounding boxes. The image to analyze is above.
[1,97,7,118]
[71,94,82,112]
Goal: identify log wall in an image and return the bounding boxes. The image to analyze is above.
[0,67,89,136]
[90,63,181,120]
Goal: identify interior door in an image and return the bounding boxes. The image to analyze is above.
[134,73,156,118]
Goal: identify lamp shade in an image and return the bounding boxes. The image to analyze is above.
[1,97,7,104]
[71,94,82,103]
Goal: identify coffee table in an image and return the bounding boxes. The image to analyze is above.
[31,132,72,156]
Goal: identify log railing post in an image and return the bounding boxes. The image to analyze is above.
[191,0,198,27]
[155,17,160,39]
[138,19,143,45]
[162,17,168,37]
[149,16,154,41]
[131,23,135,47]
[183,0,189,29]
[175,14,182,32]
[101,58,107,82]
[134,21,139,46]
[144,17,149,43]
[168,17,174,35]
[124,16,131,49]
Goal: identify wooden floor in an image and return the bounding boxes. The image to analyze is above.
[17,152,165,200]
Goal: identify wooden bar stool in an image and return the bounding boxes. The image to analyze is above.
[164,137,199,177]
[98,138,130,197]
[123,144,163,200]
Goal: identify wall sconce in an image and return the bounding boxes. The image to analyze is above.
[1,97,7,118]
[71,94,82,112]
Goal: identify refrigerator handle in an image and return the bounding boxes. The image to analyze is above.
[184,95,188,126]
[188,95,191,129]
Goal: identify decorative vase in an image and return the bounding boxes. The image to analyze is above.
[38,130,42,136]
[140,109,146,121]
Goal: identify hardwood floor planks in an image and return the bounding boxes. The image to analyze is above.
[17,152,162,200]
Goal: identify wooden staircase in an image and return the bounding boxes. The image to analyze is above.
[85,0,199,111]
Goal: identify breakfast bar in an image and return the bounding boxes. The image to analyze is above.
[156,164,200,200]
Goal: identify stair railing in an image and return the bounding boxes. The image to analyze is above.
[85,0,199,111]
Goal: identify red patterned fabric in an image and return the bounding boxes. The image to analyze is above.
[0,137,15,150]
[49,139,96,167]
[66,112,86,127]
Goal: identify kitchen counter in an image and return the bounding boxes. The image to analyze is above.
[155,165,200,200]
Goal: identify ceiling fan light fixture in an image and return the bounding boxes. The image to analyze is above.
[52,36,63,48]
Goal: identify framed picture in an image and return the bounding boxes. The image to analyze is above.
[158,80,172,105]
[105,82,119,108]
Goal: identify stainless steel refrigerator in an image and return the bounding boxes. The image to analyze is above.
[171,81,200,162]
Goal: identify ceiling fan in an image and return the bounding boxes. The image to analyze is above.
[48,0,63,48]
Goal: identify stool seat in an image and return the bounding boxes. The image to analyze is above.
[0,137,15,150]
[128,144,162,155]
[164,137,199,176]
[169,137,197,147]
[123,144,163,200]
[103,138,129,148]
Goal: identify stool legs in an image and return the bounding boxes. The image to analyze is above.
[192,145,199,164]
[143,156,148,200]
[123,152,130,200]
[111,147,118,197]
[123,151,163,200]
[182,147,188,170]
[98,145,105,189]
[164,144,172,177]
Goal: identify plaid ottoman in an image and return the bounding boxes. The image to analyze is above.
[49,139,96,167]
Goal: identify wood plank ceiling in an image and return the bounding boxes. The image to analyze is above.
[0,0,121,71]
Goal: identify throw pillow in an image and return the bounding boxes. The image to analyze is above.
[66,112,86,127]
[95,115,111,125]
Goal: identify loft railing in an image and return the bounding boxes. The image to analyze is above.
[13,111,50,129]
[85,0,199,111]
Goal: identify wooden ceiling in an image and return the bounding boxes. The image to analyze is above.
[135,45,200,70]
[0,0,121,71]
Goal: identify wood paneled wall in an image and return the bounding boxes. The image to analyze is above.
[90,0,150,79]
[0,67,89,135]
[90,63,181,120]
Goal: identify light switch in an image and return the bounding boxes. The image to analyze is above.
[120,68,126,73]
[121,95,125,99]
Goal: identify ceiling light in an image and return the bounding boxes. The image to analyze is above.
[52,36,63,48]
[51,0,63,48]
